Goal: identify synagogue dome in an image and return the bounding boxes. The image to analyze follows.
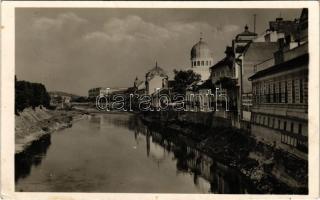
[191,37,213,60]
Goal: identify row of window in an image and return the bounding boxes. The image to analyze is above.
[192,60,212,67]
[281,134,298,147]
[252,114,304,135]
[212,69,235,78]
[280,133,308,149]
[281,132,308,152]
[253,113,308,152]
[252,77,308,104]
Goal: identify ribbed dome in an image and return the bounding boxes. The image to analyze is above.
[191,38,212,59]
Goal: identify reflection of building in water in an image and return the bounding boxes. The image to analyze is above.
[186,145,248,193]
[99,115,104,127]
[134,129,139,142]
[137,120,253,193]
[146,129,151,157]
[148,130,167,167]
[186,146,212,180]
[122,115,254,193]
[89,115,105,130]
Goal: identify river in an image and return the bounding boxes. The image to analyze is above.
[15,113,256,193]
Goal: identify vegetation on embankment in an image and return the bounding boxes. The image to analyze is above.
[15,76,51,114]
[139,111,308,194]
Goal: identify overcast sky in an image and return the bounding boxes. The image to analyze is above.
[16,8,301,96]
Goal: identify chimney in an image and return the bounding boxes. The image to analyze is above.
[278,38,285,50]
[274,38,285,64]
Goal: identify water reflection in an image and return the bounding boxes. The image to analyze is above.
[15,134,51,182]
[105,114,256,194]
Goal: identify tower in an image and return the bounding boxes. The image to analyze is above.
[190,34,214,80]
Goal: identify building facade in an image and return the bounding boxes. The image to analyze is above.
[210,46,237,110]
[145,62,168,95]
[88,87,108,99]
[232,25,258,83]
[249,9,308,159]
[240,42,279,124]
[88,87,127,100]
[249,41,308,159]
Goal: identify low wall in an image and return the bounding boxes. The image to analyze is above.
[251,124,307,160]
[144,111,236,129]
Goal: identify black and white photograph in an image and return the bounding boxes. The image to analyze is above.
[0,1,319,199]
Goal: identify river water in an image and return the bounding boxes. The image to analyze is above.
[15,113,255,193]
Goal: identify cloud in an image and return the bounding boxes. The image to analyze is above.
[81,15,241,61]
[222,24,240,32]
[213,24,240,36]
[83,15,172,45]
[18,12,242,95]
[32,12,88,41]
[32,12,87,30]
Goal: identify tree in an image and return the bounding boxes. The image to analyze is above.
[172,70,201,94]
[15,77,51,113]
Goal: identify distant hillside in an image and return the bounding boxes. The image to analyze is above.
[49,91,80,98]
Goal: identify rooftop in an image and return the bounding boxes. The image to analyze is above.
[249,53,308,80]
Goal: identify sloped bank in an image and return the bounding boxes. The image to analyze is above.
[139,111,307,194]
[15,107,88,154]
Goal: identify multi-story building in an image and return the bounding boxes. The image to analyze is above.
[210,46,237,110]
[232,25,258,82]
[210,46,235,84]
[88,87,128,100]
[49,93,72,109]
[240,42,279,125]
[248,8,308,159]
[88,87,109,100]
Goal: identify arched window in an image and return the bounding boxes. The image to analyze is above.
[206,61,208,66]
[201,61,204,66]
[194,61,196,66]
[197,61,200,66]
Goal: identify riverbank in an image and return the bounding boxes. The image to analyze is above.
[15,106,88,154]
[139,111,308,194]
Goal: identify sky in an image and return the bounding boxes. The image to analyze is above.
[15,8,302,96]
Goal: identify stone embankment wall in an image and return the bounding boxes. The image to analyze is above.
[15,107,85,154]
